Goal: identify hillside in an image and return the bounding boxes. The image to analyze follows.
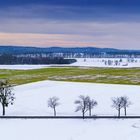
[0,46,140,55]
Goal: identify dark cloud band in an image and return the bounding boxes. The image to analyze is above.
[0,5,140,23]
[1,0,140,7]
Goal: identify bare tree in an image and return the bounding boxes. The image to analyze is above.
[48,96,60,116]
[87,97,98,116]
[0,80,15,116]
[74,95,89,119]
[111,97,123,117]
[121,96,132,116]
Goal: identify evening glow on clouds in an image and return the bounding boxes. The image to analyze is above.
[0,0,140,49]
[0,33,97,47]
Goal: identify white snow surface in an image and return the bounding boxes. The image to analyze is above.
[1,81,140,140]
[1,119,140,140]
[0,65,50,70]
[5,80,140,116]
[70,58,140,68]
[0,58,140,69]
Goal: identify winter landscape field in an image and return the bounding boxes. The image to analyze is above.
[0,58,140,85]
[1,119,140,140]
[1,80,140,140]
[2,0,140,138]
[0,58,140,69]
[0,58,140,140]
[4,80,140,116]
[70,58,140,68]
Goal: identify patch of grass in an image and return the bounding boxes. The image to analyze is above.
[0,67,140,85]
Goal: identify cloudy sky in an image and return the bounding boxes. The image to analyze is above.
[0,0,140,49]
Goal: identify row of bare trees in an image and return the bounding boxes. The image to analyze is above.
[48,96,97,119]
[48,95,132,118]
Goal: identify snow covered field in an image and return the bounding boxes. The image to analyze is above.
[1,81,140,140]
[0,58,140,69]
[1,119,140,140]
[0,65,49,70]
[70,58,140,68]
[4,80,140,116]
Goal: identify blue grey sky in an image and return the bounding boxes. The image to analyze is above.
[0,0,140,49]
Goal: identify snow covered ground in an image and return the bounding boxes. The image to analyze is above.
[70,58,140,68]
[4,80,140,116]
[0,65,50,70]
[1,119,140,140]
[1,80,140,140]
[0,58,140,69]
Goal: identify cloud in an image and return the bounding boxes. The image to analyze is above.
[1,5,140,22]
[0,4,140,49]
[0,25,140,49]
[0,32,97,47]
[1,0,140,7]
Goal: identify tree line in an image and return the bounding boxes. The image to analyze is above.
[0,80,132,118]
[48,96,131,119]
[0,54,76,64]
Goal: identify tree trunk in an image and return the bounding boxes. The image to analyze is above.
[118,109,120,117]
[54,107,56,116]
[89,109,91,116]
[124,107,127,116]
[82,111,85,119]
[2,104,5,116]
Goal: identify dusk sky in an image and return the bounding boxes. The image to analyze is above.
[0,0,140,49]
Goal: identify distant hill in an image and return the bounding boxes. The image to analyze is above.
[0,46,140,55]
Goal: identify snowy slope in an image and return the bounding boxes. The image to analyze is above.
[4,80,140,116]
